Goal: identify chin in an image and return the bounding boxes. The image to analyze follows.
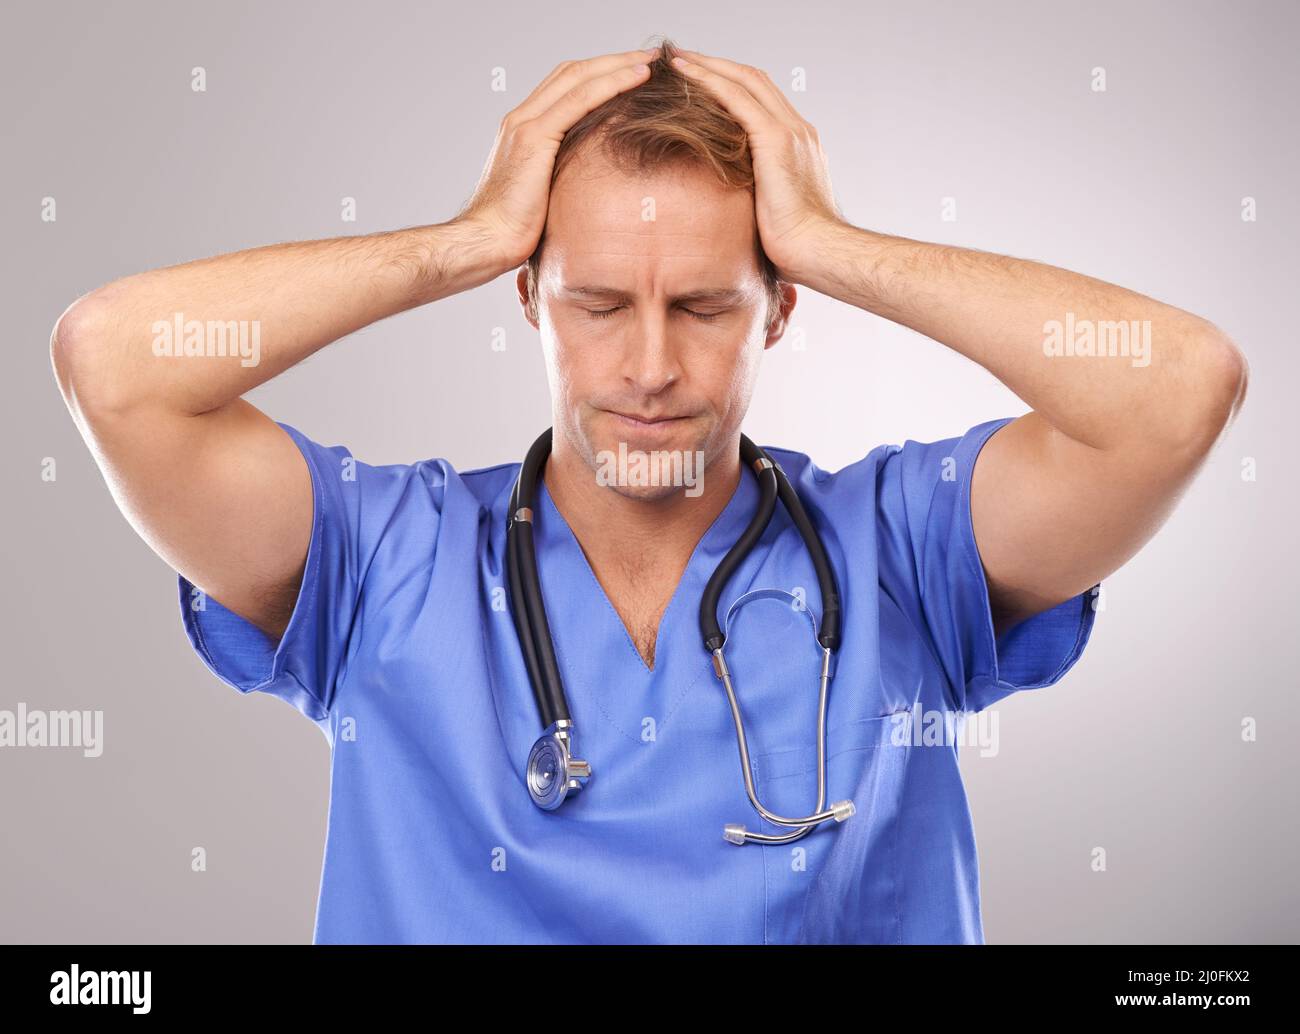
[605,481,687,505]
[589,440,711,502]
[572,409,716,492]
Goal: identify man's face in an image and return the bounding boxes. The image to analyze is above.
[517,149,792,502]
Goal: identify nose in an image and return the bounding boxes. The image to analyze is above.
[620,310,683,394]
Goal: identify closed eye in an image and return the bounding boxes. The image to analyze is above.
[585,306,723,323]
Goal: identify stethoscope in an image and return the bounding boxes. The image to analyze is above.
[506,427,856,845]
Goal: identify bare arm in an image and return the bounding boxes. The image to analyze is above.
[800,226,1248,635]
[50,220,503,639]
[50,48,658,641]
[669,48,1249,637]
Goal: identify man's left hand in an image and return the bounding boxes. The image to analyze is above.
[671,49,843,285]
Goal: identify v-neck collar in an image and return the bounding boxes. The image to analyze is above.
[532,451,763,676]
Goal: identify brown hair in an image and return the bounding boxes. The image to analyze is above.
[524,36,785,328]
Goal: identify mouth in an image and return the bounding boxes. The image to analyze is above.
[606,410,691,431]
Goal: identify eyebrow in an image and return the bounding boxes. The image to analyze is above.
[561,285,749,306]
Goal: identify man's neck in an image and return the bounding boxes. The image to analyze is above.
[543,433,742,580]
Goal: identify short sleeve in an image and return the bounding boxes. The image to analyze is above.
[176,421,440,721]
[877,417,1099,714]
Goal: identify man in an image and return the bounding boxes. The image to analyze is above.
[49,39,1246,943]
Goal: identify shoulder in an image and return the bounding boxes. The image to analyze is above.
[275,420,521,511]
[756,439,903,500]
[448,458,521,511]
[764,418,1015,491]
[757,418,1017,525]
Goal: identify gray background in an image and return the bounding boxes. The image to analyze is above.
[2,0,1295,943]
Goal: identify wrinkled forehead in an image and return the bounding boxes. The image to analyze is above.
[542,156,760,284]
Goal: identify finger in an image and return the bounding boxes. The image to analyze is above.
[669,55,779,137]
[674,50,803,126]
[524,50,652,111]
[530,61,653,142]
[534,48,656,91]
[675,49,801,123]
[513,51,655,123]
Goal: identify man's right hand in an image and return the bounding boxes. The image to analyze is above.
[457,49,656,272]
[48,46,658,644]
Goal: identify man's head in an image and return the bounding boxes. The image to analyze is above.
[516,38,796,501]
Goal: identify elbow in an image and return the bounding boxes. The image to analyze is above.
[1173,323,1249,455]
[50,295,94,417]
[1204,325,1249,428]
[49,289,130,422]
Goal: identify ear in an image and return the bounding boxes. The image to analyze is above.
[516,267,539,330]
[762,282,799,350]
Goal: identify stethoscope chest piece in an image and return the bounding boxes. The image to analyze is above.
[526,720,591,811]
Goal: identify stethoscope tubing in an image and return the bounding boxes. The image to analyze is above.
[508,428,571,729]
[507,427,853,841]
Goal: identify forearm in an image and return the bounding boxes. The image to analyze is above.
[805,223,1247,453]
[51,217,501,420]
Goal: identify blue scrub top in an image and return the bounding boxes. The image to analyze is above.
[176,416,1098,944]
